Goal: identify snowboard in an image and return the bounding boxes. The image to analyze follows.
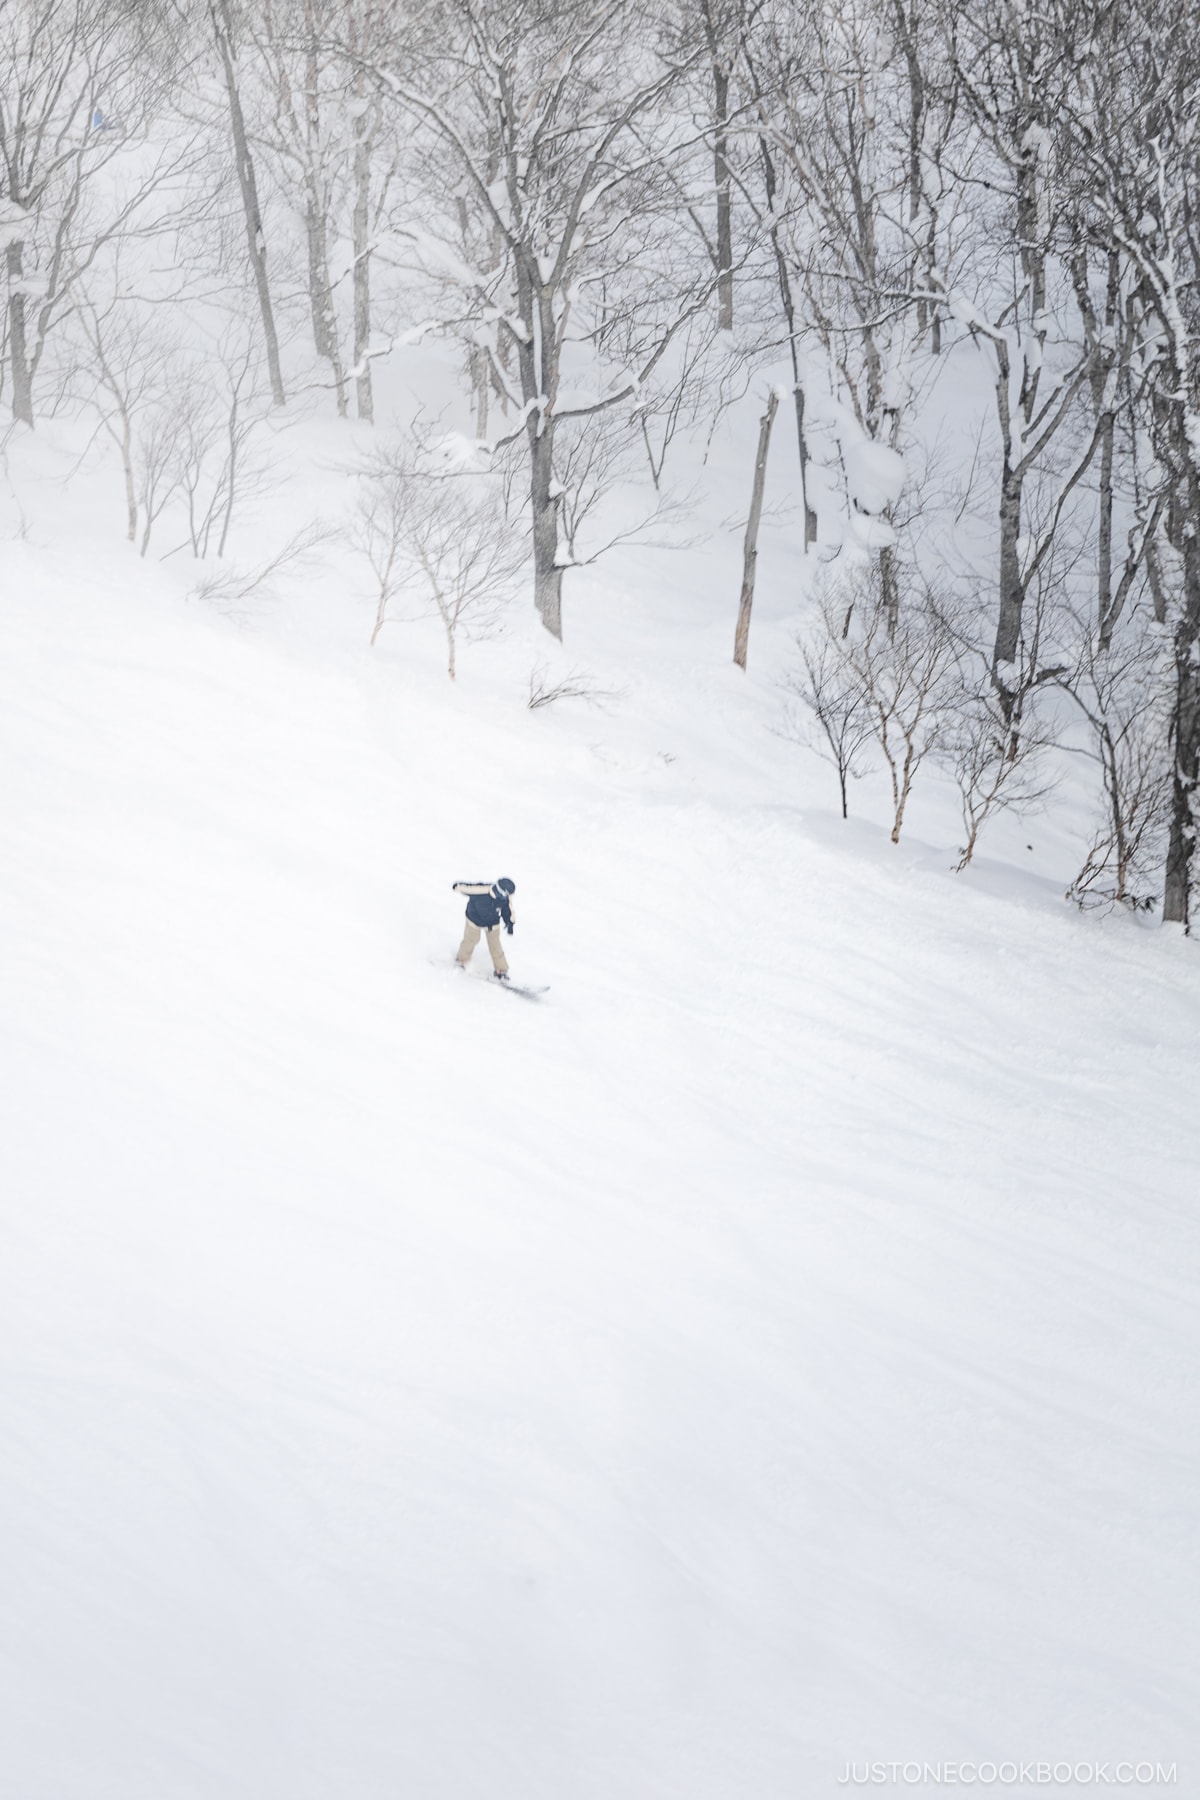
[492,978,549,1001]
[434,959,549,1000]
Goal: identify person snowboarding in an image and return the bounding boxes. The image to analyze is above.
[452,878,516,980]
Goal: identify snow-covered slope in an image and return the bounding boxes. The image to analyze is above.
[2,431,1198,1799]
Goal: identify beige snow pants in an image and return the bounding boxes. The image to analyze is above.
[456,920,509,975]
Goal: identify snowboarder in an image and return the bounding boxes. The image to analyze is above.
[452,878,516,979]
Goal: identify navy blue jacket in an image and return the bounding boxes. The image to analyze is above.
[455,882,514,932]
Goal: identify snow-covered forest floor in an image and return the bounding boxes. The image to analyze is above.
[2,385,1198,1798]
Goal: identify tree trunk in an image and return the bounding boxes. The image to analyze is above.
[713,62,733,331]
[757,131,816,547]
[792,376,817,550]
[302,12,333,353]
[1163,655,1200,926]
[217,383,239,557]
[894,0,929,344]
[303,185,332,362]
[471,347,489,437]
[6,241,33,427]
[1095,408,1118,642]
[1101,726,1129,903]
[957,818,982,870]
[528,417,563,639]
[352,77,374,423]
[118,408,137,542]
[514,242,564,637]
[734,390,778,669]
[305,191,347,414]
[455,196,489,435]
[993,461,1025,716]
[211,0,286,407]
[1145,533,1169,626]
[881,543,900,636]
[702,0,733,333]
[1093,252,1120,640]
[292,3,344,410]
[303,174,347,414]
[1163,476,1200,927]
[891,744,916,843]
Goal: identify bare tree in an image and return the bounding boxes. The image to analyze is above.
[343,0,392,423]
[689,0,739,332]
[251,0,349,410]
[125,332,274,560]
[795,566,956,843]
[0,0,185,425]
[847,569,958,842]
[208,0,286,405]
[945,0,1116,718]
[746,0,957,586]
[72,292,178,542]
[783,631,875,819]
[136,402,187,557]
[547,404,697,570]
[354,432,525,674]
[178,338,272,557]
[1059,604,1171,908]
[929,586,1059,868]
[1056,0,1200,925]
[939,681,1056,869]
[739,56,817,547]
[373,0,718,638]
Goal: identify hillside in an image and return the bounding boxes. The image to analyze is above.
[2,417,1198,1799]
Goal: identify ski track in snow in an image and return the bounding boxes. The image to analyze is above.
[1,476,1198,1799]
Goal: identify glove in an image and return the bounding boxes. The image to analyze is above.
[451,882,459,891]
[506,923,514,936]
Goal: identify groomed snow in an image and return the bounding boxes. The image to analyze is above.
[2,418,1198,1799]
